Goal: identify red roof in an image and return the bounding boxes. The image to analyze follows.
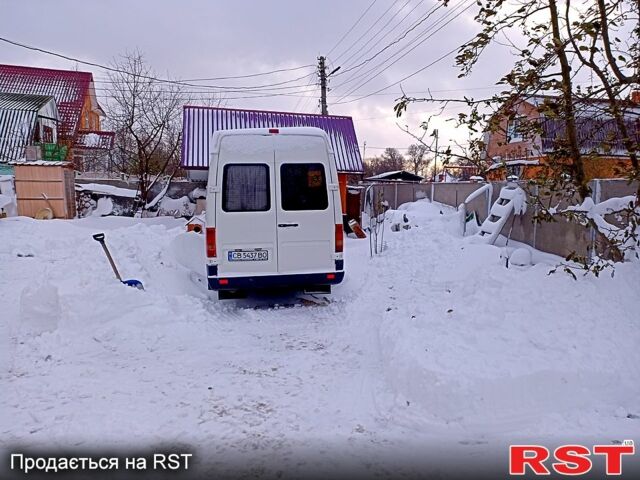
[0,64,93,140]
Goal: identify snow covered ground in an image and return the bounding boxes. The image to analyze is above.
[1,199,639,477]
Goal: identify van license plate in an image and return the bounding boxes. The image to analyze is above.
[228,250,268,262]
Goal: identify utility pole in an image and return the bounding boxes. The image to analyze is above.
[318,56,328,115]
[318,56,340,115]
[431,128,439,182]
[362,141,367,160]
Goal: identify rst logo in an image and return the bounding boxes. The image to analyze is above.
[509,440,635,476]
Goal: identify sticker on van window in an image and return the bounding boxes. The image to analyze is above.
[308,170,323,188]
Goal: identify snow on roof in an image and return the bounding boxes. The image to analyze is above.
[8,160,72,167]
[0,64,94,140]
[366,170,424,182]
[487,159,540,171]
[76,182,138,198]
[74,130,115,150]
[181,106,364,173]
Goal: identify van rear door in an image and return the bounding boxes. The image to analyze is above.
[274,134,336,274]
[216,134,278,276]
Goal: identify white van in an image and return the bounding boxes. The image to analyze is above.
[204,127,345,299]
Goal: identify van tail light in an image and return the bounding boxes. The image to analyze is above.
[206,227,217,257]
[335,224,344,253]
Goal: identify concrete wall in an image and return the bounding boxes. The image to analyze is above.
[364,179,637,259]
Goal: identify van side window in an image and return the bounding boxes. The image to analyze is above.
[280,163,328,211]
[222,164,270,212]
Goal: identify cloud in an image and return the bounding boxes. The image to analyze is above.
[0,0,515,156]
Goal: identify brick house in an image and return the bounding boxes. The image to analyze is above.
[0,64,115,172]
[484,93,640,180]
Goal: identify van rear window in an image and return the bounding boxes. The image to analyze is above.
[222,164,270,212]
[280,163,328,211]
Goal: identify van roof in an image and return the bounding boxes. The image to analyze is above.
[210,127,332,154]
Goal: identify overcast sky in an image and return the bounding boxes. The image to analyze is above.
[0,0,515,158]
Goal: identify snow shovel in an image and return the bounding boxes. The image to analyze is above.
[92,233,144,289]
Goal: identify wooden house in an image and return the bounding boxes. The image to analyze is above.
[0,64,115,172]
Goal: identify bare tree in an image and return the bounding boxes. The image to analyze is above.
[364,147,407,177]
[394,0,640,273]
[406,143,430,177]
[105,51,215,211]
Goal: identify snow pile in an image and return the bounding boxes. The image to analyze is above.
[0,175,17,216]
[1,199,639,476]
[19,281,62,335]
[189,187,207,201]
[158,195,195,217]
[91,197,114,217]
[169,231,206,274]
[76,183,138,198]
[509,247,532,266]
[567,195,639,255]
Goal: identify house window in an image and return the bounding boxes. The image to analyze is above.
[506,164,523,179]
[43,126,53,143]
[506,116,526,143]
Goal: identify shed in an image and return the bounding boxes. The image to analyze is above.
[0,92,59,164]
[11,161,76,219]
[181,106,364,216]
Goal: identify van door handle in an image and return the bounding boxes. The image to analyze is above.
[278,223,299,228]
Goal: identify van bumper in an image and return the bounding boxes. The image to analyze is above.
[207,270,345,291]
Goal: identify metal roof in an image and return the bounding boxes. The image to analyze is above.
[0,92,59,163]
[0,64,93,140]
[541,117,640,156]
[0,92,55,111]
[181,106,364,173]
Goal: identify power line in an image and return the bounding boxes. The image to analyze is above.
[334,0,471,98]
[92,75,319,94]
[332,0,400,64]
[335,43,465,105]
[167,64,314,81]
[334,0,474,102]
[327,0,379,56]
[92,71,317,92]
[292,75,318,111]
[0,35,316,91]
[336,1,444,80]
[337,0,413,70]
[332,0,428,80]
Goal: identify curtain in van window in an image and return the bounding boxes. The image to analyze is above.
[280,163,328,211]
[223,164,270,212]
